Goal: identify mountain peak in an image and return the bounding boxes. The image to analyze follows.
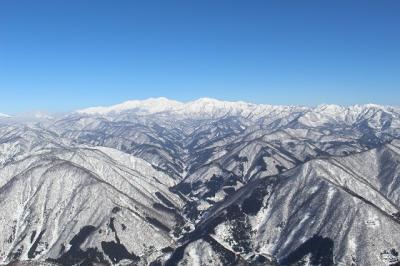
[190,97,224,104]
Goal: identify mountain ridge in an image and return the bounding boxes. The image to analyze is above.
[76,97,398,116]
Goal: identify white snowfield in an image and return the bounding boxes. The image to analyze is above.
[0,98,400,265]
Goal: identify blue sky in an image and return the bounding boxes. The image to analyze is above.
[0,1,399,114]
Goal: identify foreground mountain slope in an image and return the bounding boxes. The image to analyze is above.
[166,140,400,266]
[0,143,183,265]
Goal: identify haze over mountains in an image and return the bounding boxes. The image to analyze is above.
[0,98,400,266]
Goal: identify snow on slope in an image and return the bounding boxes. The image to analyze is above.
[186,142,400,266]
[0,144,184,265]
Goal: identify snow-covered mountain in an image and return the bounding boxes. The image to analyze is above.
[77,97,308,121]
[1,98,400,266]
[77,98,399,126]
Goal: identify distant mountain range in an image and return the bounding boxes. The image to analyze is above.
[0,98,399,266]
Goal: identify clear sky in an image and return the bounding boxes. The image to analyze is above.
[0,0,399,114]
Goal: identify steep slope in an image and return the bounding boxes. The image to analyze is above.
[167,141,400,265]
[0,145,183,265]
